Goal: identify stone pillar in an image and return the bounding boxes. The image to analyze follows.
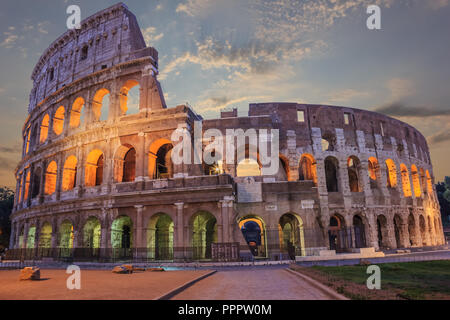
[366,212,379,250]
[9,221,16,249]
[360,159,374,206]
[100,208,111,260]
[135,205,144,249]
[338,158,352,209]
[55,155,64,201]
[39,160,46,204]
[345,215,356,249]
[135,132,146,183]
[174,202,184,259]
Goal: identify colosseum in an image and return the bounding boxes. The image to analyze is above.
[8,3,445,263]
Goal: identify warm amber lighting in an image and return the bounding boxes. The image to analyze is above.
[40,114,49,143]
[119,80,140,115]
[85,149,104,187]
[400,163,412,197]
[53,106,65,135]
[70,97,85,128]
[44,161,57,195]
[92,88,110,121]
[385,159,397,188]
[236,159,261,177]
[411,164,421,198]
[62,155,78,191]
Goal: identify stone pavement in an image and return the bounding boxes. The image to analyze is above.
[171,267,334,300]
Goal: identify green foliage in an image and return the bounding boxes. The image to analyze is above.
[0,186,15,250]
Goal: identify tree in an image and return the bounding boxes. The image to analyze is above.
[0,187,14,250]
[436,177,450,227]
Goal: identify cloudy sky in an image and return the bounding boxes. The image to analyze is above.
[0,0,449,188]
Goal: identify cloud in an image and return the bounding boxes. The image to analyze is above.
[386,78,415,100]
[374,102,450,118]
[325,89,370,104]
[176,0,215,16]
[142,27,164,46]
[429,127,450,145]
[0,31,19,48]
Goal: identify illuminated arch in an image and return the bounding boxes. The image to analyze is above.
[39,222,52,248]
[149,138,174,179]
[191,211,217,260]
[114,144,136,182]
[119,79,140,115]
[425,170,433,195]
[83,217,101,249]
[62,155,77,191]
[299,154,317,185]
[111,215,133,250]
[44,161,57,195]
[400,163,412,197]
[278,213,305,257]
[69,97,85,128]
[53,106,65,135]
[58,220,74,257]
[278,154,290,181]
[39,114,49,143]
[27,225,36,249]
[385,159,397,188]
[92,88,110,121]
[85,149,104,187]
[239,215,267,258]
[23,170,30,201]
[147,213,174,260]
[411,164,421,197]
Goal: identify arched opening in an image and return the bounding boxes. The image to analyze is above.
[324,156,339,192]
[39,114,49,143]
[58,220,74,257]
[393,214,404,248]
[299,154,317,186]
[119,80,140,115]
[69,97,85,128]
[44,161,57,195]
[191,211,217,260]
[147,213,174,260]
[62,156,77,191]
[419,215,426,246]
[114,145,136,183]
[236,158,261,177]
[328,214,349,252]
[353,215,366,248]
[30,123,39,150]
[385,159,397,188]
[239,216,267,258]
[31,167,41,198]
[92,88,110,121]
[368,157,379,189]
[39,222,52,257]
[26,225,36,249]
[23,171,30,201]
[149,139,173,179]
[400,164,412,197]
[85,150,104,187]
[53,106,65,136]
[411,165,421,198]
[278,213,305,258]
[18,226,25,248]
[408,214,418,246]
[25,128,30,154]
[83,217,102,255]
[425,170,433,195]
[111,216,133,259]
[347,156,362,192]
[377,215,389,249]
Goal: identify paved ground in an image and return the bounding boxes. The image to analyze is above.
[0,269,211,300]
[171,267,333,300]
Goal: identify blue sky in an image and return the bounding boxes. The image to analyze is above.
[1,0,450,187]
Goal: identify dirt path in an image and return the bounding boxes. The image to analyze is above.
[171,267,333,300]
[0,269,211,300]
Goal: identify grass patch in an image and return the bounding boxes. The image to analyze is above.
[291,260,450,300]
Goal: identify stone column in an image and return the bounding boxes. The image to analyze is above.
[39,160,46,204]
[174,202,185,259]
[9,221,16,249]
[366,212,379,250]
[135,132,146,186]
[338,158,352,209]
[345,215,356,249]
[134,205,144,250]
[55,155,64,201]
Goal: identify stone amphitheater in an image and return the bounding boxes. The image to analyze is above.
[8,3,445,262]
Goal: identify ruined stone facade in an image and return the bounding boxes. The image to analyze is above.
[9,3,445,262]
